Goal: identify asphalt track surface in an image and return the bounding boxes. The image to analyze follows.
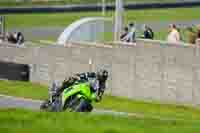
[0,94,164,120]
[1,94,200,122]
[0,94,42,110]
[0,94,141,117]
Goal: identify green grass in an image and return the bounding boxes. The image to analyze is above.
[5,7,200,28]
[0,80,48,100]
[1,80,200,120]
[97,95,200,120]
[0,0,179,7]
[1,109,200,133]
[6,12,102,28]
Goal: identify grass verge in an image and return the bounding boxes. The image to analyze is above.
[5,7,200,29]
[1,108,200,133]
[1,80,200,120]
[0,80,48,100]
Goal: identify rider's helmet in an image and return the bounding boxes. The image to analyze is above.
[97,69,108,82]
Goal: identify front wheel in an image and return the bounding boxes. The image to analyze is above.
[74,98,93,112]
[63,96,93,112]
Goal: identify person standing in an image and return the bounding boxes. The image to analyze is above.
[186,27,197,44]
[6,32,17,44]
[16,31,24,46]
[120,27,129,42]
[142,24,154,39]
[121,22,136,43]
[167,24,180,43]
[197,25,200,39]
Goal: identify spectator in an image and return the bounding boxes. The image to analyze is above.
[6,32,17,44]
[120,27,129,42]
[15,31,24,46]
[0,32,3,43]
[121,22,136,43]
[167,24,180,43]
[197,25,200,38]
[141,24,154,39]
[176,25,183,41]
[5,31,24,46]
[186,27,197,44]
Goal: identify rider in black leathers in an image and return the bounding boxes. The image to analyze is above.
[53,69,108,101]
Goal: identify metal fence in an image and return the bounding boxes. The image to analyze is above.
[1,0,196,4]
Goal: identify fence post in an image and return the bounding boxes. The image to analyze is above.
[102,0,106,16]
[0,16,5,40]
[114,0,124,42]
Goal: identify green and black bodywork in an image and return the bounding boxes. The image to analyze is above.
[40,81,101,112]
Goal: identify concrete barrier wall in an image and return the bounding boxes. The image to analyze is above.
[0,40,200,106]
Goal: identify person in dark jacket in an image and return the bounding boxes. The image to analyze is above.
[6,31,24,45]
[142,24,154,39]
[15,31,24,45]
[6,32,17,44]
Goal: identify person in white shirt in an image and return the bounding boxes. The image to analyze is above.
[121,22,136,43]
[167,24,180,43]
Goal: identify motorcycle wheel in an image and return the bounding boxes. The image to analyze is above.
[74,98,93,112]
[63,96,93,112]
[63,95,77,111]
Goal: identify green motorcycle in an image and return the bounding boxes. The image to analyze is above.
[40,79,104,112]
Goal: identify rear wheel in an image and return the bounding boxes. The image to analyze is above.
[40,100,51,110]
[40,98,61,112]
